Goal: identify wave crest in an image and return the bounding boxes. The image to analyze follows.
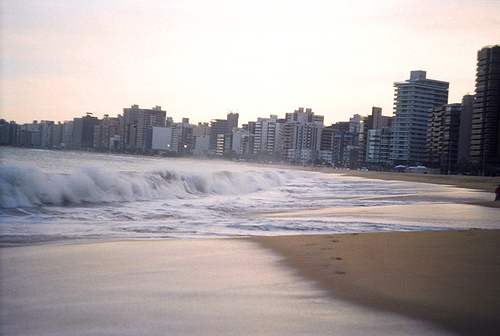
[0,164,290,208]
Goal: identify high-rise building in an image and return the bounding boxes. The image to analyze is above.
[151,118,193,155]
[173,118,194,154]
[62,121,73,148]
[282,107,324,164]
[94,114,121,151]
[18,121,41,147]
[231,128,252,155]
[366,127,392,164]
[51,122,64,148]
[71,113,100,149]
[470,45,500,169]
[215,133,232,156]
[390,71,449,164]
[426,104,461,173]
[252,115,282,154]
[209,119,228,151]
[209,112,239,153]
[358,107,391,164]
[151,126,174,152]
[458,95,474,162]
[122,105,166,153]
[39,120,54,148]
[0,120,17,145]
[349,114,362,133]
[192,122,211,157]
[320,122,357,167]
[227,112,239,133]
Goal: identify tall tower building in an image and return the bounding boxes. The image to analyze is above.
[209,112,239,153]
[282,107,324,164]
[252,115,281,154]
[321,121,357,167]
[71,113,100,149]
[122,105,166,153]
[227,112,239,133]
[426,104,461,173]
[390,71,449,164]
[457,95,474,162]
[470,45,500,169]
[358,107,391,164]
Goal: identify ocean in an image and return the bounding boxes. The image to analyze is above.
[0,147,496,245]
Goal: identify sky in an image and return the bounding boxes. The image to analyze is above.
[1,0,499,126]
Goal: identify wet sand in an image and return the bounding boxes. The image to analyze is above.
[252,170,499,232]
[2,231,499,335]
[248,170,500,335]
[252,229,500,336]
[259,202,499,231]
[0,239,453,336]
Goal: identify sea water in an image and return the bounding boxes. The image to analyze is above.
[0,147,496,245]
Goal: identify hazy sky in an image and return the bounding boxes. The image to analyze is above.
[1,0,499,126]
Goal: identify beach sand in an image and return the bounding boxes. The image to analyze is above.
[257,202,499,231]
[1,231,499,335]
[246,168,500,334]
[253,229,500,336]
[0,239,455,336]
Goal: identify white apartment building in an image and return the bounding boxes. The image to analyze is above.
[390,71,449,164]
[252,115,281,154]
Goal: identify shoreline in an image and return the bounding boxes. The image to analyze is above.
[245,160,500,194]
[250,163,500,208]
[315,168,499,193]
[251,229,500,336]
[332,170,500,208]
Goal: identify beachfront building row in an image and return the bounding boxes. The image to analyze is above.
[0,95,493,172]
[422,45,500,173]
[0,95,493,173]
[2,45,499,173]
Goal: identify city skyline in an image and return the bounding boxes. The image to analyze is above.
[1,1,499,125]
[2,40,498,172]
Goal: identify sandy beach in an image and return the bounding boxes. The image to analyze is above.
[247,171,500,334]
[0,238,457,336]
[253,229,500,335]
[1,230,498,335]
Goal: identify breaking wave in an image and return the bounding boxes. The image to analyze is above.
[0,164,291,208]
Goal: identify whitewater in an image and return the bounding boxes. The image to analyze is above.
[0,147,496,245]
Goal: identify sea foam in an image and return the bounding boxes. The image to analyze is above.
[0,164,290,208]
